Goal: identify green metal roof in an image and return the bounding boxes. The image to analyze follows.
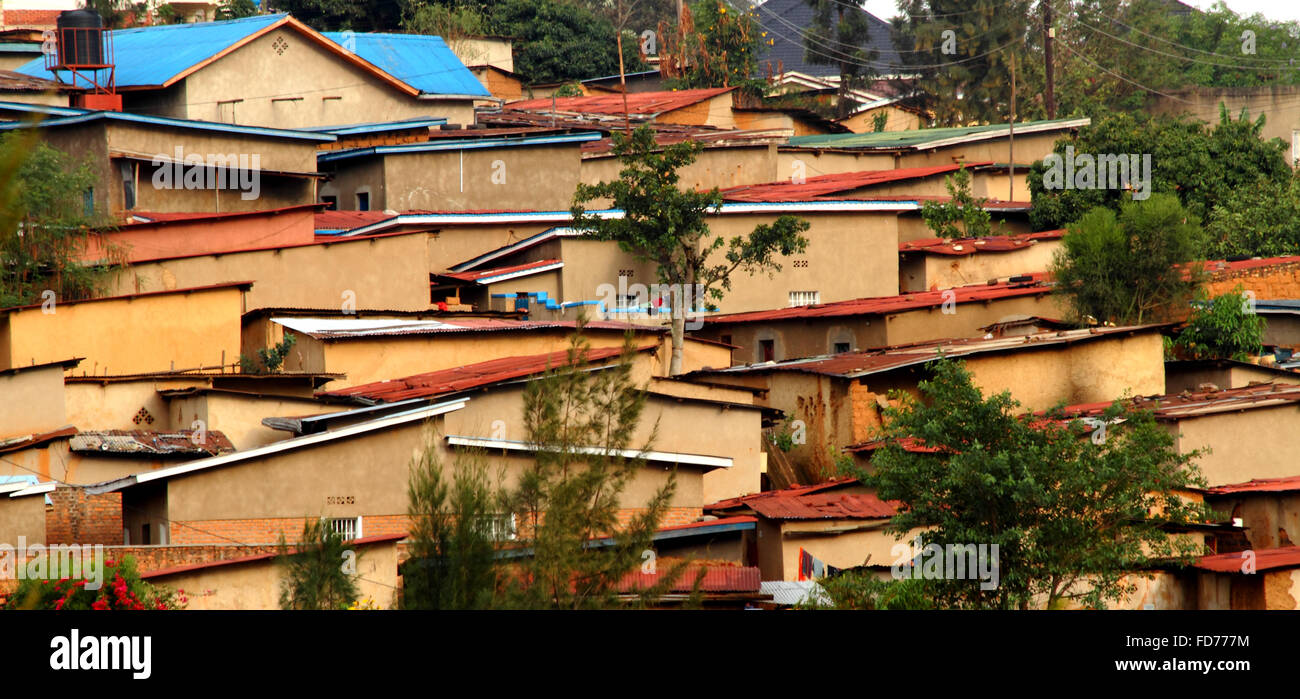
[785,118,1090,150]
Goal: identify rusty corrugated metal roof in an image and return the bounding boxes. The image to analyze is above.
[1207,475,1300,496]
[617,565,761,593]
[275,316,660,341]
[318,344,658,403]
[899,230,1065,256]
[506,87,734,117]
[69,430,235,457]
[1196,546,1300,574]
[747,491,898,520]
[1056,382,1300,421]
[721,164,988,202]
[440,259,562,283]
[701,275,1051,325]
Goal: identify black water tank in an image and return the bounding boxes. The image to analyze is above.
[56,9,104,66]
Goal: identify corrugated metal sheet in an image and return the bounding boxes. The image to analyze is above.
[702,275,1051,326]
[507,87,734,117]
[747,491,898,520]
[273,316,657,341]
[318,345,654,403]
[16,13,283,88]
[321,31,489,97]
[761,580,831,606]
[617,565,761,593]
[441,259,562,283]
[69,430,235,457]
[1196,546,1300,574]
[721,164,984,202]
[786,117,1090,150]
[899,230,1065,257]
[1058,382,1300,421]
[1207,475,1300,495]
[707,477,861,511]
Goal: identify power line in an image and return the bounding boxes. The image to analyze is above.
[1055,40,1192,104]
[1070,14,1300,73]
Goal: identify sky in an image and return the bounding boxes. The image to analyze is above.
[860,0,1300,24]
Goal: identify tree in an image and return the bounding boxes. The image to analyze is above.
[0,133,119,309]
[489,0,647,85]
[571,125,810,375]
[503,326,691,608]
[403,1,489,51]
[920,166,994,239]
[850,358,1209,610]
[1028,108,1290,232]
[267,0,406,31]
[82,1,149,28]
[803,0,880,119]
[216,0,260,20]
[1173,285,1265,362]
[278,518,362,609]
[892,0,1033,126]
[1205,169,1300,259]
[401,440,504,610]
[1050,194,1206,326]
[661,1,766,95]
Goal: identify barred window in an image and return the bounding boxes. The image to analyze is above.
[789,291,820,307]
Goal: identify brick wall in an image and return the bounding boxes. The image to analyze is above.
[1205,260,1300,300]
[169,515,413,545]
[45,487,123,546]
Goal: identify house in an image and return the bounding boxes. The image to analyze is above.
[779,118,1091,173]
[691,276,1064,362]
[1056,383,1300,487]
[1164,358,1300,394]
[751,0,901,83]
[705,478,902,582]
[897,231,1065,292]
[262,316,733,390]
[1193,547,1300,610]
[506,88,740,129]
[318,130,602,212]
[0,101,332,215]
[720,162,1035,207]
[691,324,1168,479]
[1250,300,1300,349]
[0,358,80,439]
[0,282,249,375]
[82,204,322,264]
[14,14,488,128]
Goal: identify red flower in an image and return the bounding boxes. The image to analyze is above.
[91,599,109,610]
[53,598,65,610]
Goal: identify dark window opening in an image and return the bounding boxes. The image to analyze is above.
[140,523,152,546]
[720,334,732,346]
[321,195,337,210]
[834,342,850,354]
[356,192,370,211]
[759,339,775,362]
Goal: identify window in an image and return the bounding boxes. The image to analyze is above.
[759,339,775,362]
[327,516,362,541]
[356,191,370,211]
[320,195,337,210]
[477,514,517,542]
[120,161,136,210]
[83,187,94,216]
[833,342,851,354]
[140,523,151,546]
[789,291,820,307]
[720,334,732,346]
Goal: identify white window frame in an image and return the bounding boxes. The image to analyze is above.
[789,290,820,307]
[326,516,362,541]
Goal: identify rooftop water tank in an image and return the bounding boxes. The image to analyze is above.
[56,9,104,67]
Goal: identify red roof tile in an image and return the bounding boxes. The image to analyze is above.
[506,87,734,117]
[702,275,1050,325]
[1195,546,1300,574]
[899,230,1065,256]
[1207,475,1300,496]
[720,164,989,202]
[617,565,761,593]
[318,344,658,402]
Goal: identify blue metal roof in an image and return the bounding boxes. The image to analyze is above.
[321,31,490,97]
[303,116,447,135]
[317,131,602,163]
[0,109,336,142]
[0,100,87,117]
[15,13,286,89]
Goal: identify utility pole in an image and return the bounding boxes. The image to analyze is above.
[1044,0,1056,119]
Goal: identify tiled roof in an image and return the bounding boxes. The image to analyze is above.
[69,430,235,457]
[899,230,1066,256]
[317,345,657,403]
[505,87,734,117]
[1207,475,1300,496]
[701,275,1051,325]
[720,164,986,202]
[1195,546,1300,574]
[693,324,1162,379]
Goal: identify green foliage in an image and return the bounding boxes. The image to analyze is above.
[663,1,767,95]
[278,518,361,610]
[871,111,888,133]
[268,0,405,31]
[403,1,488,41]
[489,0,647,85]
[4,556,186,610]
[808,572,937,610]
[920,167,993,239]
[1028,107,1289,233]
[851,358,1210,610]
[572,125,809,375]
[1173,285,1265,361]
[0,133,118,309]
[1050,194,1207,325]
[504,327,688,608]
[803,0,880,118]
[242,332,297,373]
[216,0,260,20]
[401,440,505,610]
[552,82,585,98]
[1167,3,1300,89]
[82,1,149,28]
[1205,170,1300,259]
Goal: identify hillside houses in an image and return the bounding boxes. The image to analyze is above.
[3,8,1300,615]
